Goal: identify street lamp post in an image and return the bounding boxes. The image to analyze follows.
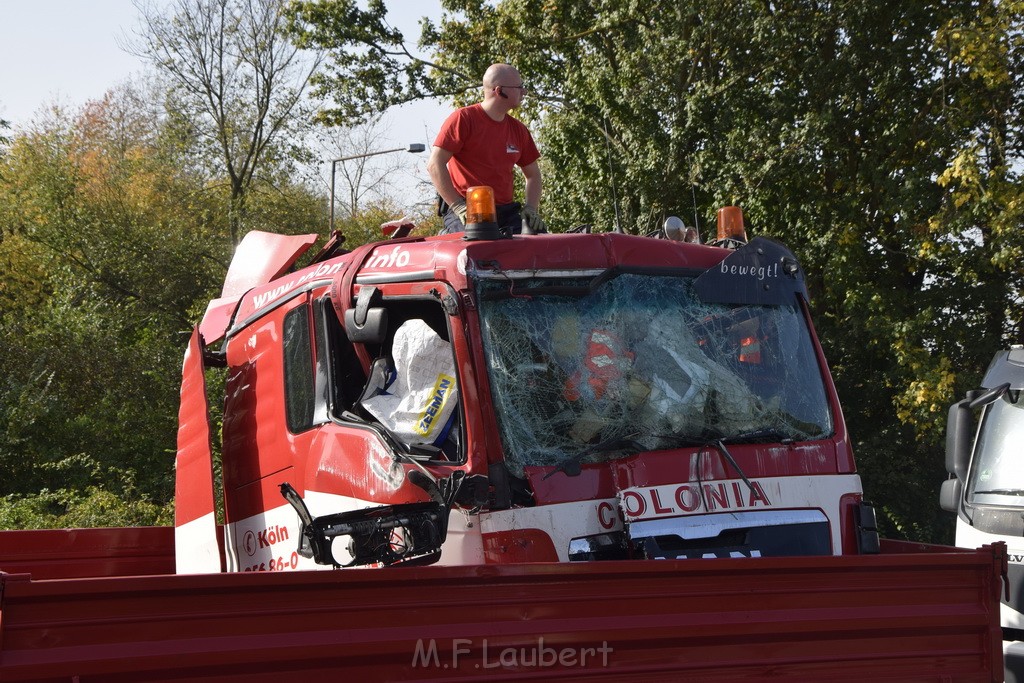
[329,143,427,233]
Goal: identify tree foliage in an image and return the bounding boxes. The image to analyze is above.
[0,79,324,528]
[285,0,474,125]
[289,0,1024,541]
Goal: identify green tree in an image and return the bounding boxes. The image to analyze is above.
[285,0,472,125]
[289,0,1024,542]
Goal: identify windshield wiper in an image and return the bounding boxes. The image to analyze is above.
[652,433,708,447]
[544,433,642,479]
[972,488,1024,496]
[543,427,801,482]
[720,428,798,445]
[649,433,758,496]
[707,440,756,495]
[655,428,797,447]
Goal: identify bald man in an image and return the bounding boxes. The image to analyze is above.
[428,63,546,235]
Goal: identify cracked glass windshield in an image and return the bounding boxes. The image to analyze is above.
[476,271,833,477]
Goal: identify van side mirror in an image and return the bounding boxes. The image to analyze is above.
[945,398,973,480]
[939,477,962,512]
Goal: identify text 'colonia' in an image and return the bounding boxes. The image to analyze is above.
[622,481,771,519]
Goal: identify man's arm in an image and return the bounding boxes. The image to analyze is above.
[427,146,463,206]
[521,160,542,210]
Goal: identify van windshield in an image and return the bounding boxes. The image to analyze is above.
[967,396,1024,506]
[476,270,833,477]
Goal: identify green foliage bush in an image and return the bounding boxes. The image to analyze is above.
[0,82,324,530]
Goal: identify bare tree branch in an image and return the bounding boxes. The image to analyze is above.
[130,0,323,244]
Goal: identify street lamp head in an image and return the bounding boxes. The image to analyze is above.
[331,143,426,164]
[329,143,428,233]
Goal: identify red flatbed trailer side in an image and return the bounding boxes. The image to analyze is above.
[0,527,175,579]
[0,528,1006,682]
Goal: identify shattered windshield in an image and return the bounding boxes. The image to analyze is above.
[476,271,833,477]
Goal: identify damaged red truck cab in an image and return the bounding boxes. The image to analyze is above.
[176,220,875,574]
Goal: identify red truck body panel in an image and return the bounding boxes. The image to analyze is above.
[0,527,174,580]
[0,530,1006,682]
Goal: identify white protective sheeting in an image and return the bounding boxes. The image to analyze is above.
[362,319,458,446]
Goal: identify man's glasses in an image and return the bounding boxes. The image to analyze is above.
[500,84,527,93]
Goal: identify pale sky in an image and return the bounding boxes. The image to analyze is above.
[0,0,449,208]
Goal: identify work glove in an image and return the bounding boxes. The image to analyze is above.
[522,205,548,233]
[451,200,468,225]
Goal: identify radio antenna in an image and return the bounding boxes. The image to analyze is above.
[603,118,623,233]
[691,183,701,243]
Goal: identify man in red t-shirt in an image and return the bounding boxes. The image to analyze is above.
[427,63,546,235]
